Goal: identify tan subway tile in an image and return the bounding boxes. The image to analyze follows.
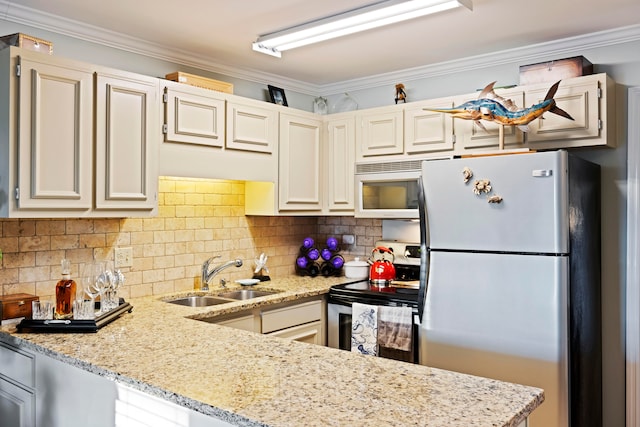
[19,266,50,283]
[19,236,51,252]
[152,281,175,295]
[5,220,36,237]
[165,267,185,281]
[153,256,175,269]
[175,180,197,193]
[158,205,176,218]
[129,283,153,299]
[143,269,164,284]
[94,219,121,233]
[65,219,94,234]
[174,253,195,267]
[175,230,195,243]
[35,250,66,266]
[50,235,79,251]
[175,206,195,217]
[3,281,36,296]
[194,229,213,241]
[165,242,187,256]
[165,218,186,231]
[195,205,215,217]
[4,252,35,268]
[159,179,176,193]
[154,230,175,244]
[80,233,106,248]
[143,218,165,231]
[0,268,19,286]
[143,243,165,258]
[120,218,144,232]
[131,231,154,245]
[35,220,66,236]
[0,237,19,252]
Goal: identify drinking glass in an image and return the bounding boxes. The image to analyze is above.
[82,261,103,317]
[103,260,118,311]
[32,300,53,320]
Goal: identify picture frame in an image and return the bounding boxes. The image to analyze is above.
[268,85,288,106]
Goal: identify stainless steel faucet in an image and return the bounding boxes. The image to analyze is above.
[201,256,243,291]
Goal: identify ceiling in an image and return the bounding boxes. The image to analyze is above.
[2,0,640,91]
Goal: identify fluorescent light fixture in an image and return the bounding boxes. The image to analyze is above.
[252,0,472,58]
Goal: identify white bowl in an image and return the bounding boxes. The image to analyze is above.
[344,257,370,279]
[235,279,260,286]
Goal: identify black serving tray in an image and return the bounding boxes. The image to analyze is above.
[16,300,133,333]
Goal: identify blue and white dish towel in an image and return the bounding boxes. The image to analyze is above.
[351,302,379,356]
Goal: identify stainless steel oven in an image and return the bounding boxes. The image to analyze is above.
[327,241,421,363]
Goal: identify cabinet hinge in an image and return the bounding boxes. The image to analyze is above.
[162,124,168,134]
[598,119,603,130]
[452,134,457,144]
[14,187,19,200]
[597,87,602,99]
[163,93,168,103]
[15,64,21,77]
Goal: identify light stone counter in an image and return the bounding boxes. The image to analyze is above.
[0,276,544,427]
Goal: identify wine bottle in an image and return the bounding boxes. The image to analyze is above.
[326,236,340,252]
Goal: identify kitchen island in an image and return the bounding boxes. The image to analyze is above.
[0,276,543,427]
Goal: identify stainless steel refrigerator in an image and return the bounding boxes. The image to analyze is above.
[417,150,601,427]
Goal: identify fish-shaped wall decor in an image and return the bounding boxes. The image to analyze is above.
[425,81,574,133]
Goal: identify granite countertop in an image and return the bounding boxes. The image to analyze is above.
[0,276,544,427]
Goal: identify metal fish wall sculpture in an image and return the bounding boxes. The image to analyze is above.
[425,81,574,132]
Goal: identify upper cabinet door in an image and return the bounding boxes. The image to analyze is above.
[525,74,612,148]
[226,99,277,153]
[357,107,404,159]
[326,115,355,212]
[17,54,93,210]
[95,70,158,211]
[404,97,455,154]
[163,82,225,147]
[279,112,323,211]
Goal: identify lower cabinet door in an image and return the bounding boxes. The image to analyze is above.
[267,321,324,345]
[0,377,35,427]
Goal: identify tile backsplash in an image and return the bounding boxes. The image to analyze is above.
[0,177,381,300]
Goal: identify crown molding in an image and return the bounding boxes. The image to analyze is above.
[2,0,639,97]
[321,23,640,95]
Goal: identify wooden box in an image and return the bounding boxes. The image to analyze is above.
[0,33,53,55]
[0,293,39,320]
[165,71,233,94]
[519,56,593,85]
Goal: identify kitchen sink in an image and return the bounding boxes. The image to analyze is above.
[167,296,232,307]
[166,289,281,307]
[216,289,280,300]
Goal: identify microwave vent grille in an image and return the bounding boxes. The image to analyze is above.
[356,159,423,174]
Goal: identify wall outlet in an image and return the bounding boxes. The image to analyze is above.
[343,234,355,245]
[114,247,133,268]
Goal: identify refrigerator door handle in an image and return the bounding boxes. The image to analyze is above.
[532,169,553,177]
[417,176,428,322]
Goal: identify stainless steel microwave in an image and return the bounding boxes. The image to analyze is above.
[355,158,448,218]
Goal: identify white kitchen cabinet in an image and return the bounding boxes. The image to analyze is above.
[163,80,225,147]
[0,342,36,427]
[214,312,259,333]
[262,298,325,345]
[404,97,456,155]
[1,339,234,427]
[524,73,615,149]
[278,111,323,212]
[454,87,526,153]
[95,69,158,212]
[325,113,356,213]
[356,105,404,160]
[10,48,94,212]
[209,297,326,345]
[226,97,278,154]
[266,321,324,345]
[0,47,158,218]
